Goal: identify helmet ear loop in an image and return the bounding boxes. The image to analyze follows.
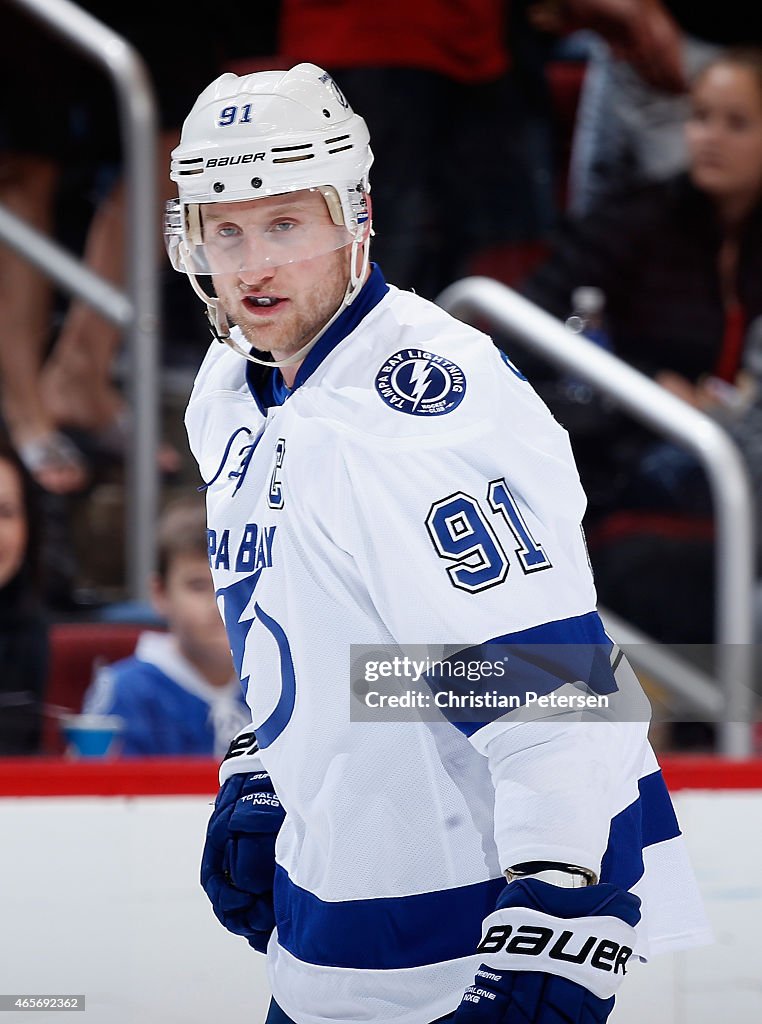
[181,260,231,343]
[347,200,372,302]
[178,248,247,355]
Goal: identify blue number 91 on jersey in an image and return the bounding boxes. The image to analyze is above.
[426,479,552,593]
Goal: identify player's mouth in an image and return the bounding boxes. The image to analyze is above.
[242,294,288,317]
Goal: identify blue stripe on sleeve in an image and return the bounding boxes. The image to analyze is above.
[600,769,681,891]
[274,868,506,970]
[431,610,614,737]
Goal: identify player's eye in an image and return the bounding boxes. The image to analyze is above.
[217,224,242,238]
[269,220,296,234]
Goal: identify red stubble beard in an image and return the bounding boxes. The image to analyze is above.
[220,247,351,361]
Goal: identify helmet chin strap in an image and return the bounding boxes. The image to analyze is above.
[185,236,371,370]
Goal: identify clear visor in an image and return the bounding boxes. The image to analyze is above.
[164,187,354,276]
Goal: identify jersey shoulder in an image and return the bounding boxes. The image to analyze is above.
[187,336,250,406]
[299,286,538,444]
[185,336,263,477]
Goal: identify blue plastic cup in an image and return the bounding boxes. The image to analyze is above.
[61,714,124,758]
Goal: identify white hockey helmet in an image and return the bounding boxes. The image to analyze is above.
[164,63,374,365]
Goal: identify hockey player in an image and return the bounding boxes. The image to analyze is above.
[166,64,711,1024]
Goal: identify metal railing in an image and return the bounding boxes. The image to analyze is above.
[1,0,160,601]
[438,276,756,757]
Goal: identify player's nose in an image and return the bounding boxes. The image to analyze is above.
[237,258,277,288]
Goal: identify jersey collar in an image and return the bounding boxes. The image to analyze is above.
[247,263,389,410]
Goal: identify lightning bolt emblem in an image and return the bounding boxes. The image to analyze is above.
[217,570,264,697]
[408,359,434,411]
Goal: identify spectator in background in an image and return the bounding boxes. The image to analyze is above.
[518,47,762,644]
[522,46,762,433]
[0,435,48,755]
[279,0,542,299]
[535,0,762,215]
[0,10,94,494]
[83,495,249,756]
[0,4,221,493]
[278,0,727,299]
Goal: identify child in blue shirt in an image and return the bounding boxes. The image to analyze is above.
[84,495,249,755]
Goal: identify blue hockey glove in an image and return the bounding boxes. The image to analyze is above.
[453,877,641,1023]
[200,769,286,953]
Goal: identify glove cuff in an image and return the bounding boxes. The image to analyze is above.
[219,725,264,785]
[476,904,638,1000]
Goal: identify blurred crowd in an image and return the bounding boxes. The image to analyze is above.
[1,0,760,756]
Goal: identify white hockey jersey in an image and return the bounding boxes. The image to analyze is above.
[185,266,711,1024]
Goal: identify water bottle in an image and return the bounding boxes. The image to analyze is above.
[555,286,614,431]
[564,286,612,351]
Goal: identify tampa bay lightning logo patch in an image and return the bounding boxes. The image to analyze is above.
[375,349,466,416]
